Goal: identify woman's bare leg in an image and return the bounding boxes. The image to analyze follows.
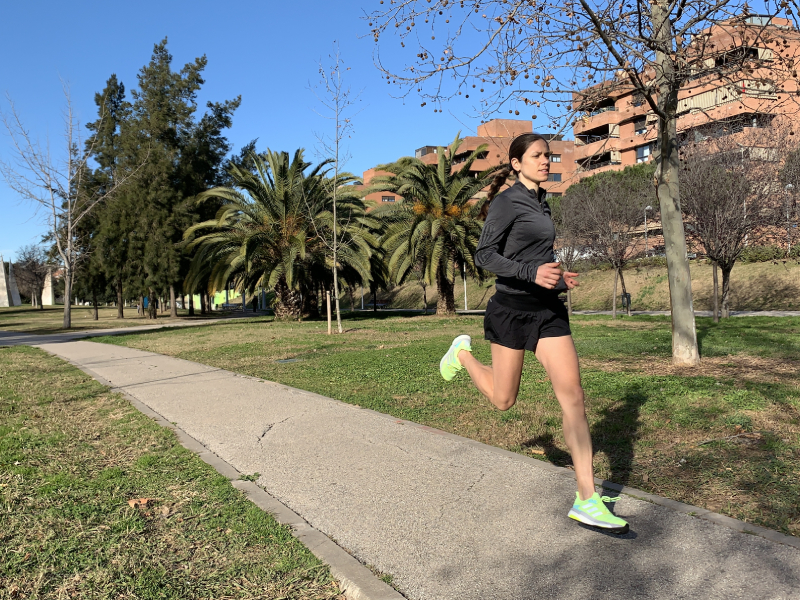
[534,335,596,501]
[458,344,525,411]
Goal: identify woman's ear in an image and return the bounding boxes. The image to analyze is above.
[510,157,521,172]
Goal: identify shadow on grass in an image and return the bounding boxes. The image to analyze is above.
[522,383,649,489]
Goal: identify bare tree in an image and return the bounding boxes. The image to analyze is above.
[368,0,800,364]
[550,196,584,315]
[0,84,140,328]
[564,164,657,318]
[680,120,790,319]
[310,43,365,334]
[13,244,51,308]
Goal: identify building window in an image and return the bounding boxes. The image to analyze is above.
[634,118,647,135]
[550,154,561,163]
[636,143,653,163]
[547,173,562,182]
[381,196,396,202]
[631,92,645,107]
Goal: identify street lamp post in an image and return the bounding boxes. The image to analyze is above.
[644,205,652,256]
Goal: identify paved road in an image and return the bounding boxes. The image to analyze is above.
[23,338,800,600]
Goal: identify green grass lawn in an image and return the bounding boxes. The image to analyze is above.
[0,346,343,599]
[97,313,800,538]
[0,305,238,335]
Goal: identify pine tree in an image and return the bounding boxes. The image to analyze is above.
[86,74,131,318]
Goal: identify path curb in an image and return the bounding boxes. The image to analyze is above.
[53,355,406,600]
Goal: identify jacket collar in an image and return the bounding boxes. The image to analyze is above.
[512,180,546,203]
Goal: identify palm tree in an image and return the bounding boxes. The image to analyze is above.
[184,149,376,320]
[370,134,501,314]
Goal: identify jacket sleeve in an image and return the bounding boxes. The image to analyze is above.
[475,196,540,283]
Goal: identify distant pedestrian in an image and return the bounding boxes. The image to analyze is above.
[439,133,628,534]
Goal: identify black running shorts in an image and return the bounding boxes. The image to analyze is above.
[484,292,571,351]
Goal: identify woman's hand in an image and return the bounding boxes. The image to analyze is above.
[534,262,565,289]
[563,270,580,290]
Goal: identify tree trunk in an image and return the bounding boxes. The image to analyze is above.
[169,285,178,318]
[63,269,73,329]
[189,293,195,317]
[618,267,631,317]
[422,282,428,314]
[333,267,343,333]
[200,290,207,315]
[612,267,618,320]
[348,285,355,312]
[371,282,378,313]
[273,277,302,320]
[92,290,99,321]
[139,294,145,317]
[148,290,157,320]
[653,4,700,366]
[721,264,733,318]
[712,261,719,323]
[116,279,124,319]
[436,270,456,315]
[566,288,573,317]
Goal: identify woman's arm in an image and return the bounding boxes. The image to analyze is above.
[475,195,540,283]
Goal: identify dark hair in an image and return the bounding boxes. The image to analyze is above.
[480,133,550,218]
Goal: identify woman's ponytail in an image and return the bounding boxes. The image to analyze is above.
[479,165,512,219]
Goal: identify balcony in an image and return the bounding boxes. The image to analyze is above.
[576,151,622,172]
[589,106,619,117]
[574,107,624,134]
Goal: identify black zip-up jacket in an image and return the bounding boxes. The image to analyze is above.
[475,181,567,298]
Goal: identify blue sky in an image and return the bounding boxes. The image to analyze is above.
[0,0,502,260]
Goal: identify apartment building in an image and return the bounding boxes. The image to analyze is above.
[360,118,577,210]
[572,14,800,175]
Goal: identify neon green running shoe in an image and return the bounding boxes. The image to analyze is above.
[568,493,629,534]
[439,335,472,381]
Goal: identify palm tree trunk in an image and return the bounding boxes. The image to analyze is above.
[436,270,456,315]
[274,277,302,320]
[92,290,99,321]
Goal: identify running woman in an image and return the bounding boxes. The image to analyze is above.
[439,133,628,534]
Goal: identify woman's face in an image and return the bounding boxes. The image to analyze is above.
[511,139,550,189]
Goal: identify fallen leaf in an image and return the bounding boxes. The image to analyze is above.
[642,473,649,482]
[128,498,153,509]
[530,449,545,455]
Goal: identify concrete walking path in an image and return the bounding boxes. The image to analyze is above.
[15,337,800,600]
[0,311,263,347]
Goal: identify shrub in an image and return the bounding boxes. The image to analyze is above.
[739,245,786,263]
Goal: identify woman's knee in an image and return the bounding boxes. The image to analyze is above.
[492,393,518,411]
[557,388,586,414]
